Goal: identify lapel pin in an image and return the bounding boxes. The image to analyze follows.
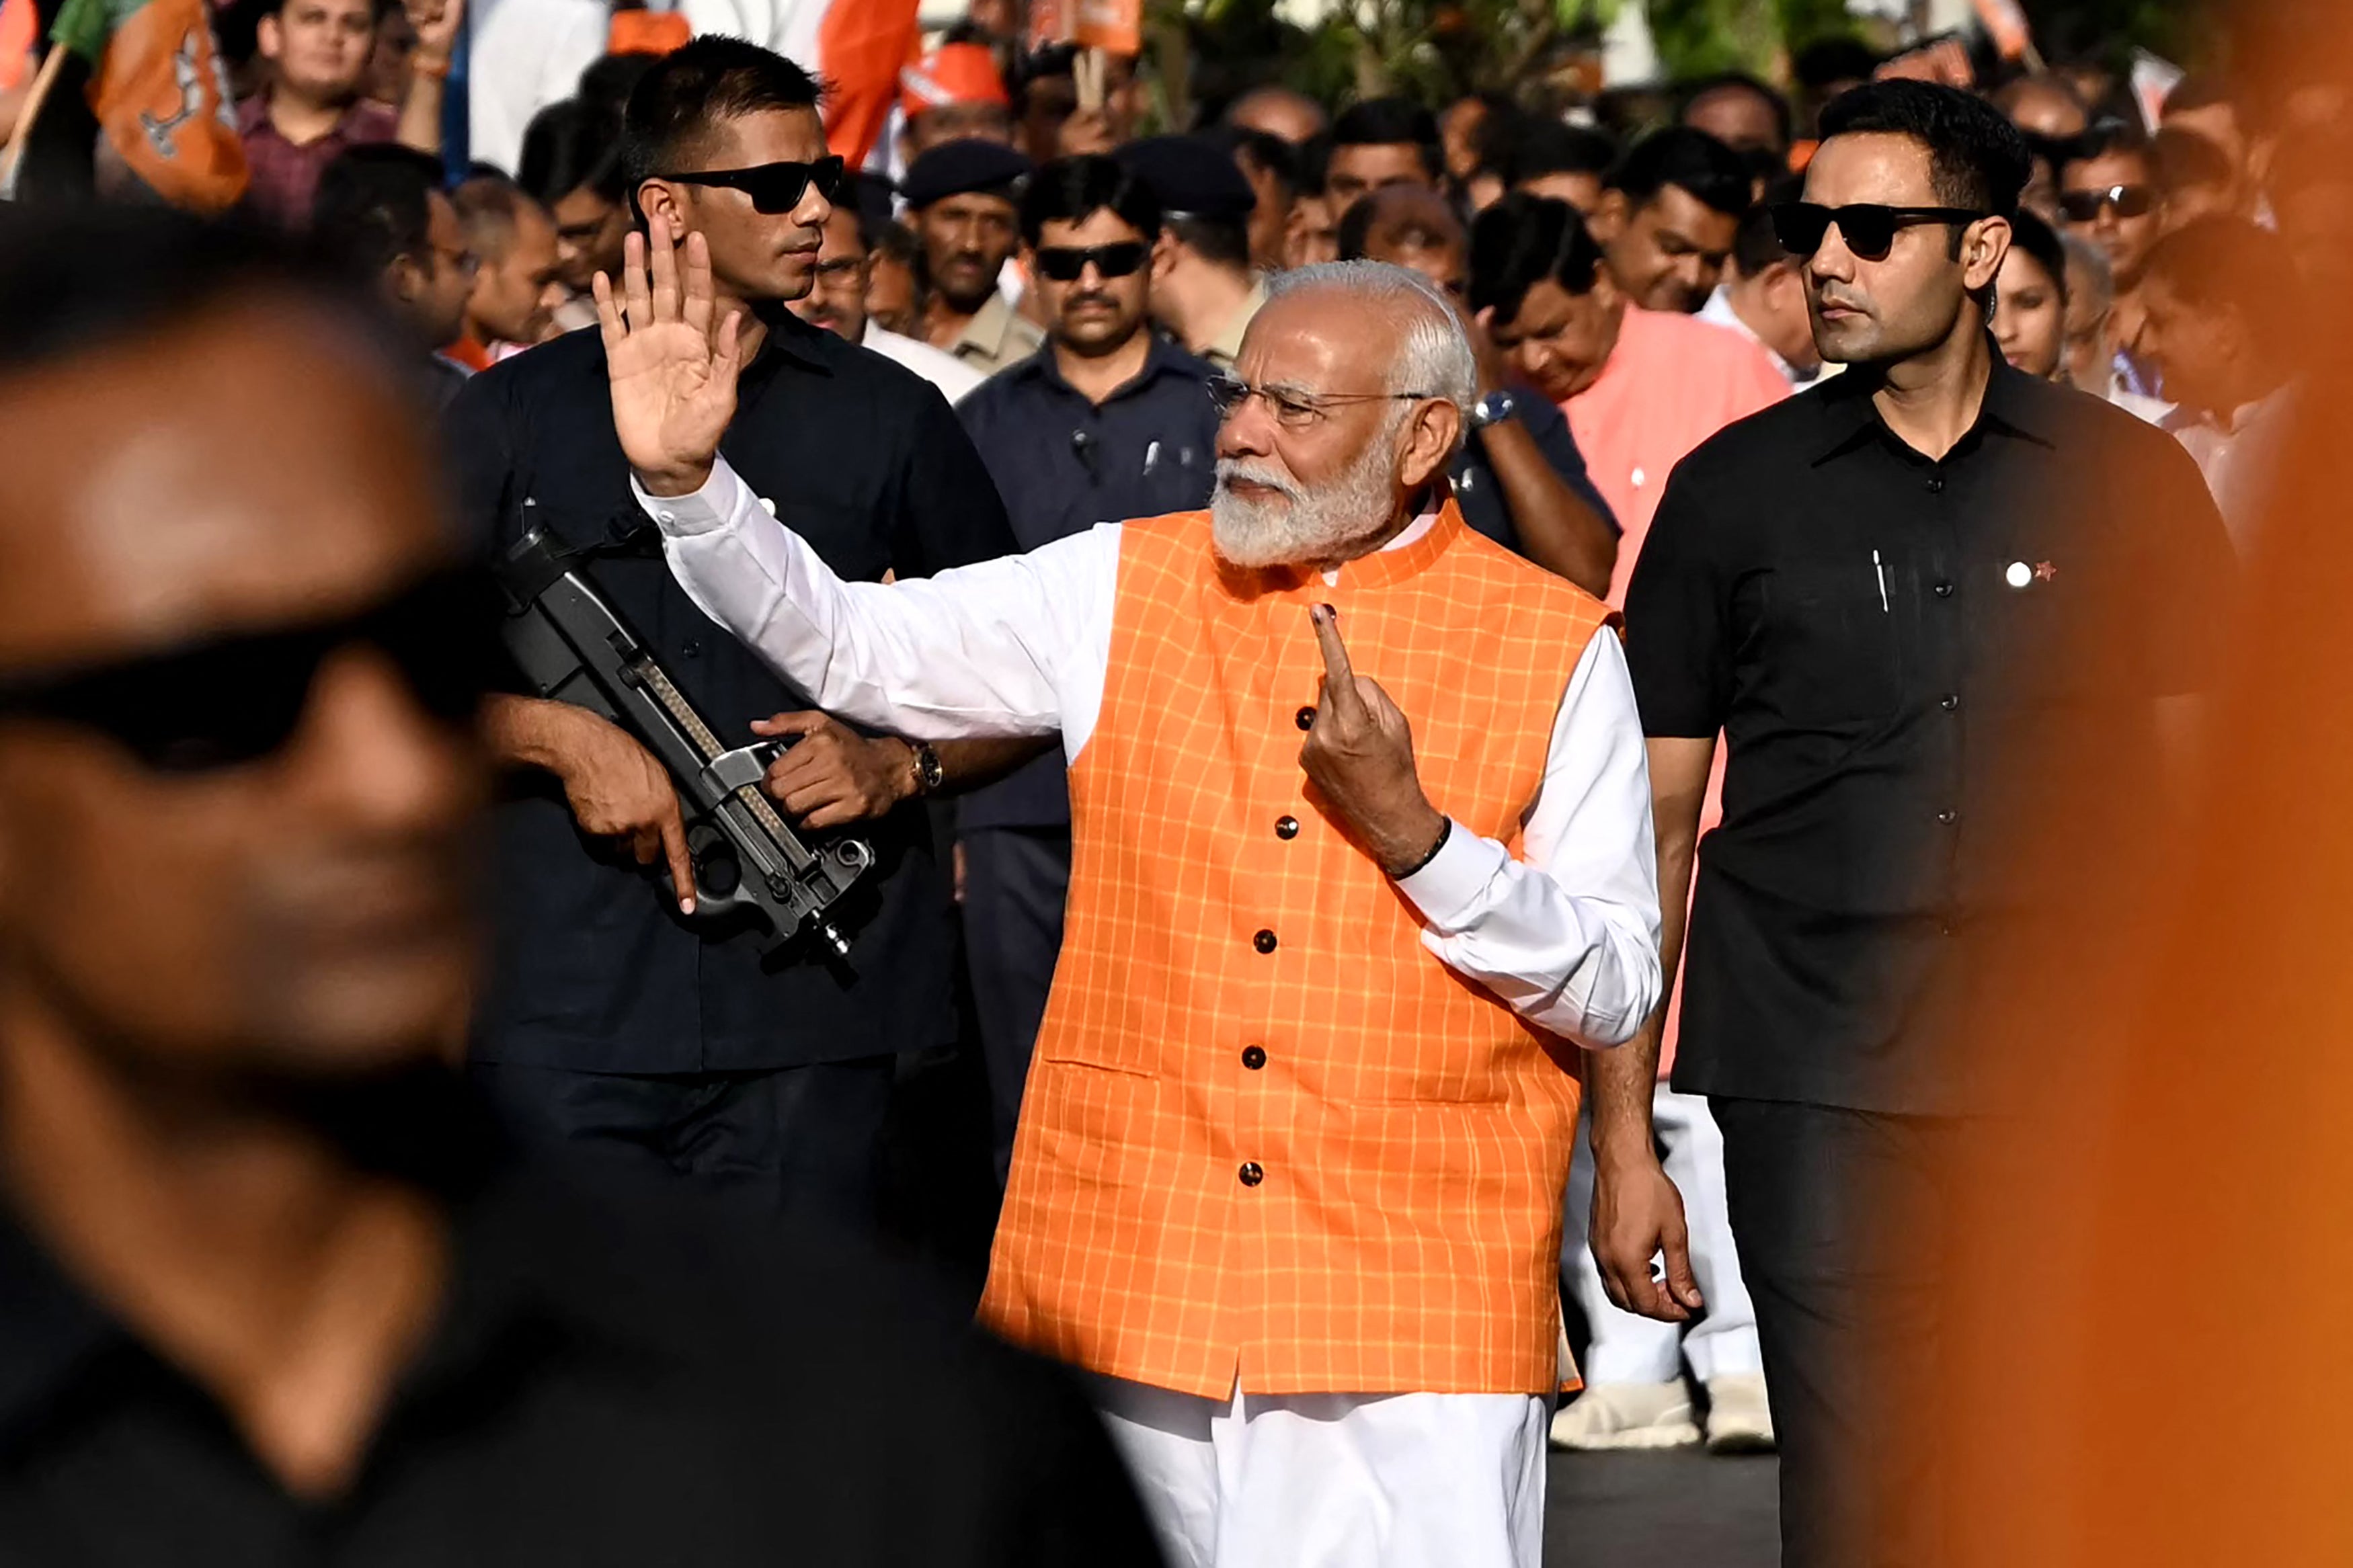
[2004,561,2032,589]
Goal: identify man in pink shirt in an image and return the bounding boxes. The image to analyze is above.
[1472,190,1786,1454]
[1470,192,1789,604]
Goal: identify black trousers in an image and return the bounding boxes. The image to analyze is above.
[473,1057,895,1229]
[1712,1096,1955,1568]
[958,825,1072,1185]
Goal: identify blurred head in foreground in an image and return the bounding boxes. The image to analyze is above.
[0,208,485,1112]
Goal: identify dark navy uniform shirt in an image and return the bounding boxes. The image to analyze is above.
[445,315,1016,1074]
[1449,389,1618,554]
[953,334,1222,831]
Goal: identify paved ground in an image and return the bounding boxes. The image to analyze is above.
[1544,1449,1780,1566]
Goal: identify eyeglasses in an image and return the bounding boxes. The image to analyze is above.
[1206,374,1435,429]
[660,155,850,214]
[1770,202,1988,261]
[2057,184,2155,223]
[1034,242,1149,282]
[0,570,500,774]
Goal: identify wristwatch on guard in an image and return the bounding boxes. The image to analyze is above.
[1471,390,1518,429]
[909,741,946,797]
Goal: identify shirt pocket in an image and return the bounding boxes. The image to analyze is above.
[1759,557,1907,728]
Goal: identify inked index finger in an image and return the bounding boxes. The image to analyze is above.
[1310,604,1364,712]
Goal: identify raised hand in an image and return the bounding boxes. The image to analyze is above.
[1299,604,1447,877]
[594,215,749,497]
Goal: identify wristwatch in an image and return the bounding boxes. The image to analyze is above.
[1471,390,1518,429]
[908,741,945,797]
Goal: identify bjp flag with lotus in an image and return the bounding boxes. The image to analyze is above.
[51,0,245,212]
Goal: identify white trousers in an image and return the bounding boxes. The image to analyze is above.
[1092,1377,1549,1568]
[1562,1085,1763,1385]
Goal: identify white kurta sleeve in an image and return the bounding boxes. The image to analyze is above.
[635,456,1119,749]
[1392,631,1664,1048]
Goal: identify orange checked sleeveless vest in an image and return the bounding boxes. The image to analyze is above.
[976,500,1618,1399]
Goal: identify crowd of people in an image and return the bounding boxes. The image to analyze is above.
[0,2,2336,1564]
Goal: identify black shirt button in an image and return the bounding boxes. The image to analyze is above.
[1275,815,1300,839]
[1253,929,1278,954]
[1940,693,1960,711]
[1933,580,1955,598]
[1927,474,1946,493]
[1242,1045,1267,1070]
[1238,1161,1265,1187]
[1295,706,1316,731]
[1937,809,1958,825]
[682,639,703,658]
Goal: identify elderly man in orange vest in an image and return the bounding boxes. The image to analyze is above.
[603,217,1664,1567]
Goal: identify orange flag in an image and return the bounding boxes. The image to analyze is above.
[50,0,245,212]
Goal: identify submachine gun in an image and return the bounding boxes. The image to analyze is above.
[493,509,873,959]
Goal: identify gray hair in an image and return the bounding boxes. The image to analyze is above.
[1262,259,1479,444]
[2059,231,2114,315]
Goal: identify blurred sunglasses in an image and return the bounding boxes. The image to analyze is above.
[662,155,850,214]
[1034,242,1150,282]
[0,570,500,774]
[1771,202,1987,261]
[2057,184,2155,222]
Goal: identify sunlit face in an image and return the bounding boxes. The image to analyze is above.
[1031,208,1153,356]
[1326,142,1435,210]
[2137,272,2238,417]
[1800,132,2006,367]
[466,200,565,346]
[549,186,629,294]
[390,191,475,350]
[791,204,868,341]
[1211,292,1447,567]
[1683,86,1784,155]
[1597,183,1739,312]
[2060,149,2161,286]
[865,247,921,337]
[1440,98,1488,181]
[1285,194,1339,269]
[1486,274,1622,403]
[639,108,833,305]
[2061,247,2114,393]
[259,0,375,105]
[914,190,1020,314]
[1991,245,2065,380]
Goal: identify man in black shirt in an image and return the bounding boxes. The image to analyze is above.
[953,155,1221,1182]
[1597,82,2232,1565]
[447,38,1038,1225]
[0,208,1153,1566]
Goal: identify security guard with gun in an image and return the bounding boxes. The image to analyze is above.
[446,38,1039,1227]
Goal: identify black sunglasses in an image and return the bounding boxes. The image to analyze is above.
[0,569,501,774]
[661,155,850,214]
[2057,184,2155,223]
[1034,241,1150,282]
[1771,202,1988,261]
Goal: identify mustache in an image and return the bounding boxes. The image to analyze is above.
[1215,459,1302,501]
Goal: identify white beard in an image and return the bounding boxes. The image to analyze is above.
[1209,425,1404,569]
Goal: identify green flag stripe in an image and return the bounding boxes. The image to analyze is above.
[50,0,151,63]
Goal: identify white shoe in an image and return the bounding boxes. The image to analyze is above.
[1548,1381,1701,1450]
[1703,1373,1777,1454]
